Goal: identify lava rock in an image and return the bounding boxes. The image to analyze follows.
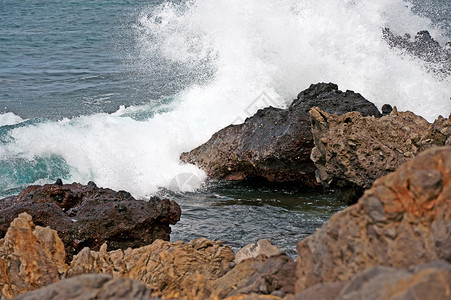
[309,107,450,203]
[12,274,157,300]
[210,254,296,299]
[382,28,451,76]
[0,181,181,262]
[181,83,381,187]
[67,238,235,299]
[296,146,451,292]
[336,261,451,300]
[0,213,68,299]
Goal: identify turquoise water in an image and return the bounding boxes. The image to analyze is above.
[0,0,450,252]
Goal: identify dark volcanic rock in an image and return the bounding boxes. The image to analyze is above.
[0,181,181,262]
[13,274,158,300]
[336,261,451,300]
[181,83,381,187]
[296,146,451,292]
[383,28,451,76]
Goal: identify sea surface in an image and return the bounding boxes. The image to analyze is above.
[0,0,450,253]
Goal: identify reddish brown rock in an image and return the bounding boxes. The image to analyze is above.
[12,274,157,300]
[0,181,181,262]
[309,107,450,203]
[181,83,381,187]
[66,238,235,299]
[0,213,67,299]
[296,146,451,292]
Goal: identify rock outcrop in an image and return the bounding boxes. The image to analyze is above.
[181,83,381,187]
[12,274,157,300]
[383,28,451,76]
[336,261,451,300]
[310,107,450,203]
[296,146,451,292]
[0,213,67,299]
[67,238,235,299]
[0,181,181,262]
[210,254,296,299]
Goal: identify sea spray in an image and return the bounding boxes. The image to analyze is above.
[0,0,450,198]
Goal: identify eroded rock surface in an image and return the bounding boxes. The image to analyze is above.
[67,238,235,299]
[310,107,450,203]
[0,213,67,299]
[336,261,451,300]
[0,181,181,262]
[296,146,451,292]
[12,274,157,300]
[181,83,381,187]
[210,254,296,299]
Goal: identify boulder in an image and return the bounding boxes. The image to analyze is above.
[296,146,451,292]
[67,238,235,299]
[210,254,296,299]
[181,83,381,187]
[336,261,451,300]
[235,239,279,264]
[0,213,67,299]
[0,181,181,262]
[310,107,450,203]
[12,274,157,300]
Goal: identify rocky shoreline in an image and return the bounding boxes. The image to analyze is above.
[1,83,450,299]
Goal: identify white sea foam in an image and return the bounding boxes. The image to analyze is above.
[0,112,25,127]
[1,0,450,197]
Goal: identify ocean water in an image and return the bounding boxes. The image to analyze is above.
[0,0,450,252]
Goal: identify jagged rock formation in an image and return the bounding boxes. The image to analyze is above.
[67,238,235,299]
[12,274,157,300]
[383,28,451,76]
[181,83,381,187]
[0,213,67,299]
[310,107,450,203]
[296,146,451,292]
[0,181,181,262]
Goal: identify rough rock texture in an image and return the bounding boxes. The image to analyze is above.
[181,83,381,187]
[336,261,451,300]
[296,146,451,292]
[0,213,67,299]
[12,274,157,300]
[210,254,296,299]
[0,181,181,262]
[310,107,450,203]
[235,239,279,264]
[287,282,346,300]
[67,238,235,299]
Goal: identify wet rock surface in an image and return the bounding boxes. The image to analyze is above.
[0,213,67,299]
[296,146,451,292]
[310,107,450,203]
[0,181,181,262]
[383,28,451,76]
[12,274,157,300]
[181,83,381,187]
